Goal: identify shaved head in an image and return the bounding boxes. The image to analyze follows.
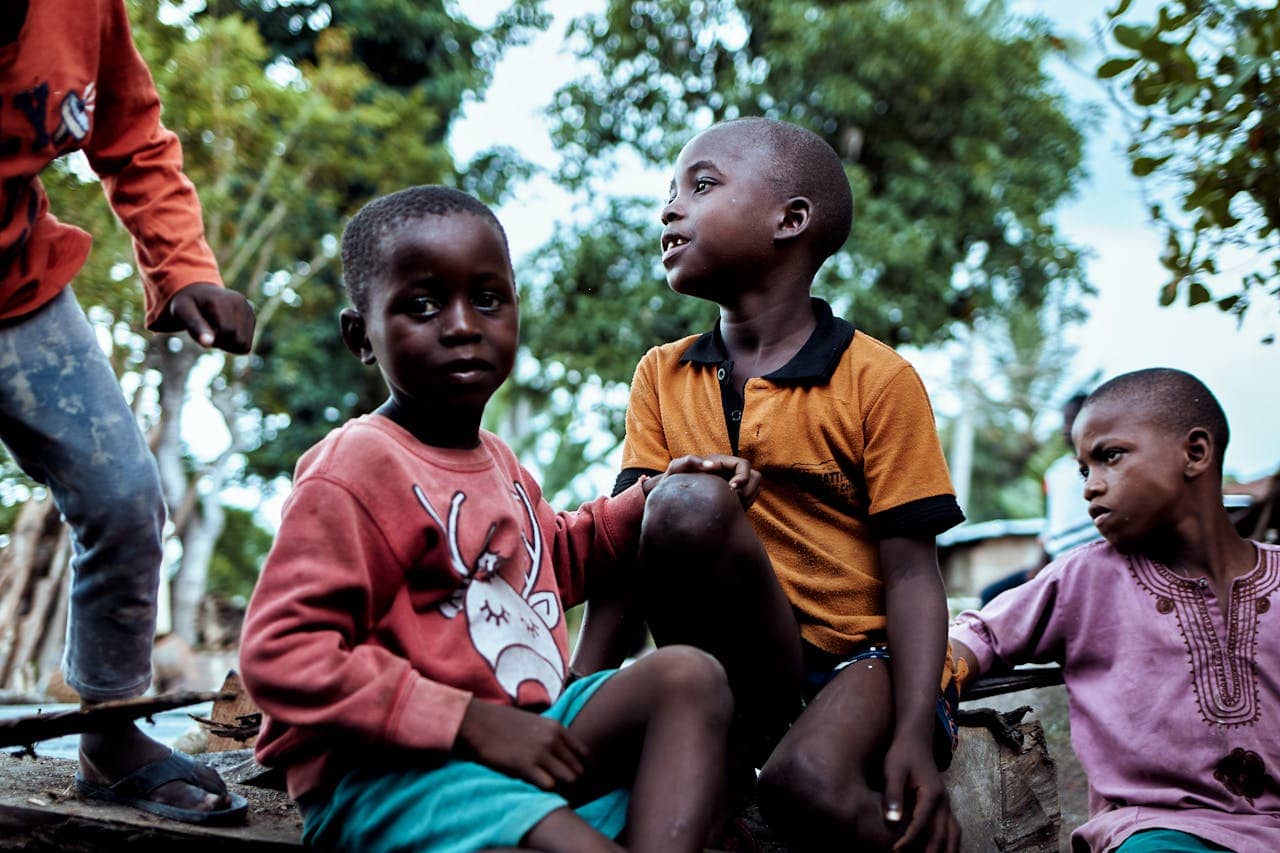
[707,118,853,268]
[1083,368,1229,470]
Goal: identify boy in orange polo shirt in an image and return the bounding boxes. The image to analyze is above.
[575,117,965,851]
[2,0,253,824]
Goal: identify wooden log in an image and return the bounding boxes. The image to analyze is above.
[962,666,1065,701]
[0,691,231,749]
[198,671,262,753]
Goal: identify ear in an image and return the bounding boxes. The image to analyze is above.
[339,308,376,364]
[1183,426,1215,480]
[774,196,812,244]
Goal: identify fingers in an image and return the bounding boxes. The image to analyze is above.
[893,782,943,852]
[170,285,255,353]
[169,292,216,348]
[883,763,906,828]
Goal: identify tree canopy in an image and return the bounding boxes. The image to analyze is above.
[1099,0,1280,331]
[539,0,1091,351]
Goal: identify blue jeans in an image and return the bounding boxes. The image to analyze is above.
[0,289,165,701]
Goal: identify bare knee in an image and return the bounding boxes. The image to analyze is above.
[637,645,733,724]
[640,473,742,552]
[758,746,875,841]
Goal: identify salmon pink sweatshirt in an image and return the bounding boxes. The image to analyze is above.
[240,416,647,800]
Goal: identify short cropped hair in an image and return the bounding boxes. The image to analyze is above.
[341,186,508,312]
[1084,368,1229,469]
[717,117,854,267]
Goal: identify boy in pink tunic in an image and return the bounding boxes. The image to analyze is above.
[951,368,1280,853]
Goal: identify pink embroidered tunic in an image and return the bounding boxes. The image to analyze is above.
[951,540,1280,852]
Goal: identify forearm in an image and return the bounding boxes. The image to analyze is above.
[882,538,949,740]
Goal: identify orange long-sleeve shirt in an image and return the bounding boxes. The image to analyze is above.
[0,0,221,329]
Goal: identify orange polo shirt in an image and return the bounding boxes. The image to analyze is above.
[620,298,963,655]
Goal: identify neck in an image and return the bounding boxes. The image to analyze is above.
[1141,499,1256,585]
[377,396,482,450]
[717,283,816,363]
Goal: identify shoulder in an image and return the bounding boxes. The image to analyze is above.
[294,416,411,487]
[641,334,703,368]
[1039,540,1127,591]
[837,332,925,400]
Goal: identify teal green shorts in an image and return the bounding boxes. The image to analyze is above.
[1115,829,1232,853]
[300,669,628,852]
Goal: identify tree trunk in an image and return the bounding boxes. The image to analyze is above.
[0,497,72,693]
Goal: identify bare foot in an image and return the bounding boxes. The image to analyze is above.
[79,722,231,813]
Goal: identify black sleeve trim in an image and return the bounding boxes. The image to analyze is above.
[870,495,966,539]
[613,467,663,497]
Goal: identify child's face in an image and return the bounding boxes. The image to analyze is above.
[1073,397,1190,549]
[660,127,784,298]
[359,215,518,416]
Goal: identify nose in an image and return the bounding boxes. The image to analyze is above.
[1083,470,1104,501]
[439,299,482,343]
[661,196,682,224]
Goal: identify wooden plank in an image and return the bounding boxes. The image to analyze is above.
[0,691,230,748]
[962,666,1065,701]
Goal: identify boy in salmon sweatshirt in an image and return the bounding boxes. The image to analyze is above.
[241,186,747,852]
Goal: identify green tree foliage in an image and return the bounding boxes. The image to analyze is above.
[208,506,275,601]
[1099,0,1280,328]
[514,0,1092,501]
[541,0,1090,349]
[24,1,548,640]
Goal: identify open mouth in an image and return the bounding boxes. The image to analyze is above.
[661,232,689,262]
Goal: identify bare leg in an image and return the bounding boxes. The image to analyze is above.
[757,657,898,850]
[637,473,803,767]
[573,565,649,675]
[564,646,734,853]
[521,807,624,852]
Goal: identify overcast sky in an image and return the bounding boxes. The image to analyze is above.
[448,0,1280,481]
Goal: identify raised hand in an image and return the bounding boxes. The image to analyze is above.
[166,282,255,353]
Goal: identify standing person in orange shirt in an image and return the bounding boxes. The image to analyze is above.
[1,0,253,824]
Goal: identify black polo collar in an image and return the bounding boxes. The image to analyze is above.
[679,298,856,384]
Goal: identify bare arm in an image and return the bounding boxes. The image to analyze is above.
[880,535,956,851]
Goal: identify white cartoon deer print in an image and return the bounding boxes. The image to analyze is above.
[413,483,566,702]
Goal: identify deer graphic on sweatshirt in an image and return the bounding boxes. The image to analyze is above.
[413,483,566,702]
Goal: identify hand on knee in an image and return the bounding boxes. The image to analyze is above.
[640,473,743,552]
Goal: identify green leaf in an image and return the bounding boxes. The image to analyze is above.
[1159,281,1179,306]
[1098,57,1138,78]
[1188,282,1211,305]
[1217,295,1240,312]
[1108,0,1134,18]
[1132,156,1167,176]
[1113,24,1148,50]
